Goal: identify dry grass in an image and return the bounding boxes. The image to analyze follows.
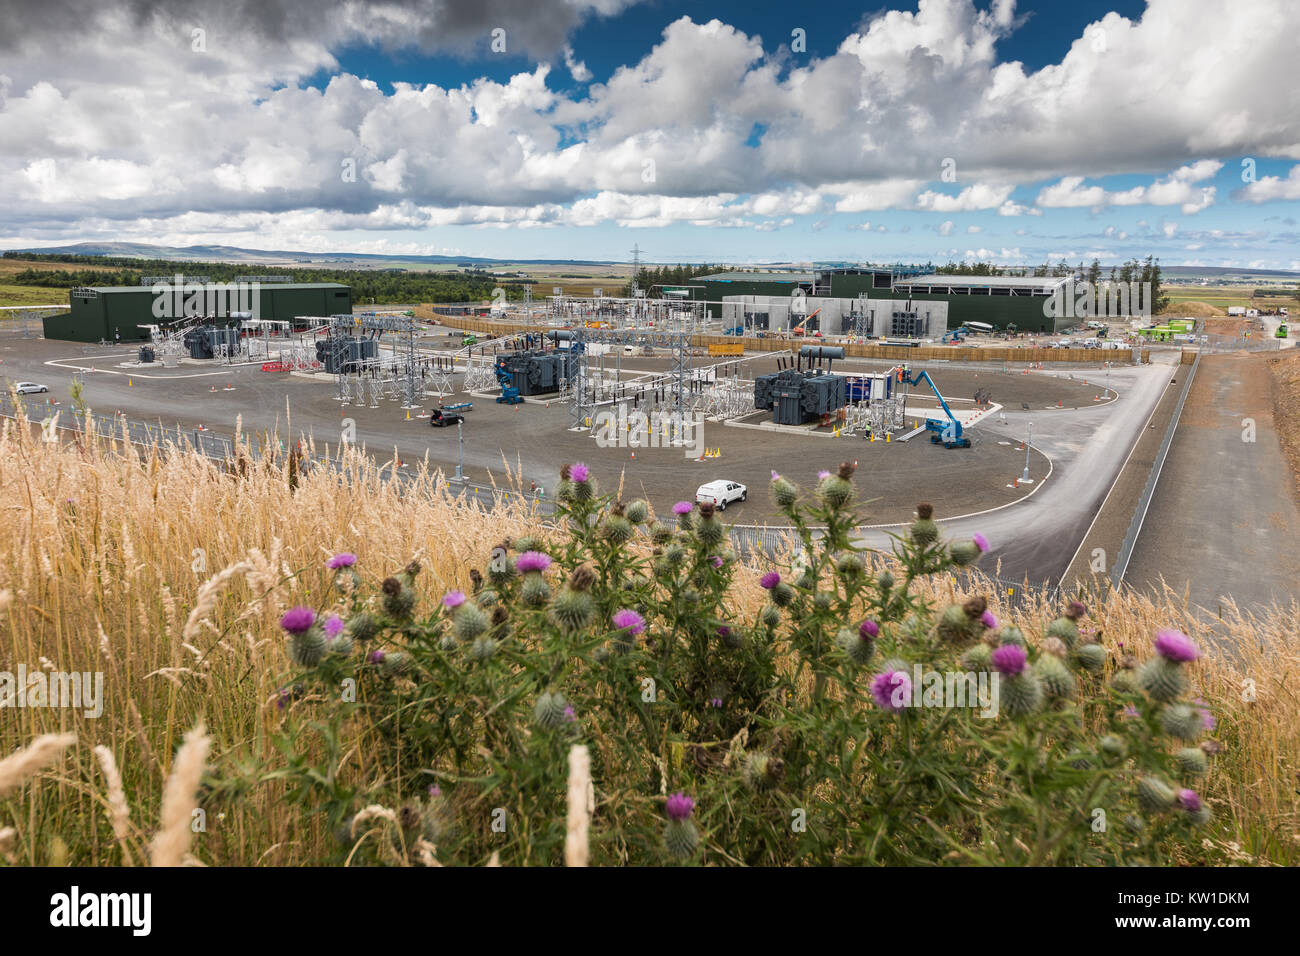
[0,405,1296,865]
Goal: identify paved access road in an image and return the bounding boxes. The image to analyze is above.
[1126,352,1300,614]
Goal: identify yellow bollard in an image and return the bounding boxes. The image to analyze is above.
[886,432,891,443]
[405,410,411,421]
[128,379,133,386]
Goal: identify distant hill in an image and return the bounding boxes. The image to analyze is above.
[8,242,618,268]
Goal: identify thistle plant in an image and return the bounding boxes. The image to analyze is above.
[216,461,1220,867]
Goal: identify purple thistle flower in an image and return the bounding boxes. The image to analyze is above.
[1122,704,1140,718]
[760,571,780,589]
[710,697,723,708]
[1176,789,1203,813]
[991,644,1027,676]
[711,555,724,568]
[515,551,552,573]
[323,614,345,637]
[326,552,357,569]
[666,791,695,821]
[717,625,731,638]
[770,470,780,481]
[613,608,646,635]
[981,609,998,629]
[569,462,590,483]
[428,785,441,797]
[442,590,466,609]
[1194,698,1216,731]
[369,649,385,664]
[859,619,879,640]
[972,533,989,553]
[275,687,289,711]
[870,670,912,712]
[1154,628,1200,663]
[818,470,830,480]
[280,606,315,635]
[563,705,577,723]
[672,500,693,515]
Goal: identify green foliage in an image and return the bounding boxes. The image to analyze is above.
[210,462,1218,865]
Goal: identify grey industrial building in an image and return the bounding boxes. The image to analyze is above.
[44,282,353,343]
[678,267,1069,334]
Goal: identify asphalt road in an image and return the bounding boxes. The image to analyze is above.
[1126,352,1300,614]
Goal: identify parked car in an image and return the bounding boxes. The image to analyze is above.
[696,479,747,510]
[13,382,49,394]
[429,409,465,428]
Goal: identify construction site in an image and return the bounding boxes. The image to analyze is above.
[0,279,1173,592]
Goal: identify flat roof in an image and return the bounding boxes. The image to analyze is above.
[895,274,1069,290]
[698,271,813,282]
[77,282,350,293]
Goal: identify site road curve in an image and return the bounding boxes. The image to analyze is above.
[846,356,1174,588]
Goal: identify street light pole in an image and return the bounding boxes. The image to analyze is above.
[1022,421,1033,482]
[454,421,465,483]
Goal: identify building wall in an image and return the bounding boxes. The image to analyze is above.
[701,279,807,317]
[901,291,1062,333]
[44,284,353,342]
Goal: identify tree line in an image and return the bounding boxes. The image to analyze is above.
[1,252,532,304]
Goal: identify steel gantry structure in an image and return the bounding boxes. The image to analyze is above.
[327,312,422,408]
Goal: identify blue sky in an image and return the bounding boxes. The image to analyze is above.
[2,0,1299,269]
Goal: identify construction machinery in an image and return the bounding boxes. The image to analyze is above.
[493,357,524,404]
[790,308,823,337]
[901,367,971,448]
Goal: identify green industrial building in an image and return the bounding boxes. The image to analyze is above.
[44,281,353,343]
[890,274,1069,334]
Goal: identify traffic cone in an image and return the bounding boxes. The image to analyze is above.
[405,410,411,421]
[1014,477,1019,487]
[128,378,133,387]
[210,385,217,392]
[1057,400,1062,407]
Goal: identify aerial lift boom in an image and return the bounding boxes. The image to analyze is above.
[901,367,971,448]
